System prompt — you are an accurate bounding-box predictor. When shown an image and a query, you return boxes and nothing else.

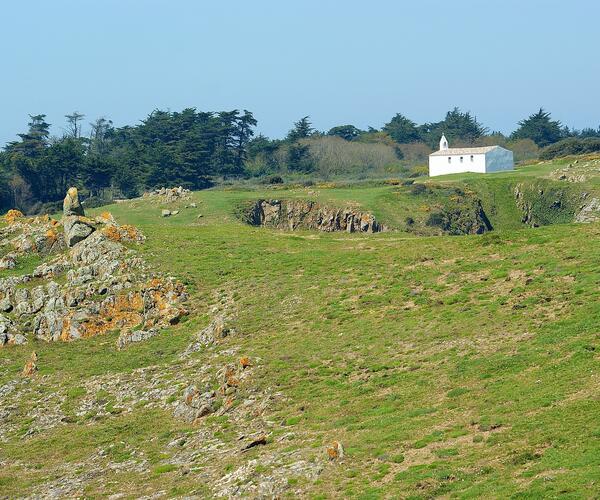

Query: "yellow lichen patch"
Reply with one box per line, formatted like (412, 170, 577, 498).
(121, 224, 143, 241)
(102, 224, 123, 242)
(100, 211, 113, 221)
(60, 293, 145, 341)
(101, 223, 144, 243)
(45, 228, 58, 243)
(5, 209, 24, 224)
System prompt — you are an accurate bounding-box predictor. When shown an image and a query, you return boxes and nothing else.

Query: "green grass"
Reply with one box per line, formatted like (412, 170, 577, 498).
(1, 157, 600, 497)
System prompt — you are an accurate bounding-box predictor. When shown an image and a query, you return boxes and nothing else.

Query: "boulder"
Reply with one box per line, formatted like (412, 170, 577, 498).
(0, 297, 12, 313)
(63, 187, 85, 217)
(63, 216, 95, 247)
(575, 197, 600, 223)
(173, 385, 215, 422)
(0, 254, 16, 270)
(161, 210, 171, 217)
(117, 328, 158, 349)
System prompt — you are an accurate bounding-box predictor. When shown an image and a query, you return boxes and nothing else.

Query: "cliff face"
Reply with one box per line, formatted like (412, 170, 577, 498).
(425, 198, 493, 235)
(244, 199, 385, 233)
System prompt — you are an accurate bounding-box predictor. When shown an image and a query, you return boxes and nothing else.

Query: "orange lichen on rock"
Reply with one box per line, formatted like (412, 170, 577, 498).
(327, 441, 344, 461)
(101, 222, 144, 243)
(102, 224, 122, 242)
(72, 293, 144, 340)
(5, 209, 24, 225)
(240, 356, 252, 368)
(45, 228, 58, 242)
(121, 224, 143, 241)
(22, 351, 38, 377)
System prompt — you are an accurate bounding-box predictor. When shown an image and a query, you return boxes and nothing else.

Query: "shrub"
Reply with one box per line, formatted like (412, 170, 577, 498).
(268, 175, 284, 184)
(540, 137, 600, 160)
(302, 136, 404, 178)
(410, 183, 428, 196)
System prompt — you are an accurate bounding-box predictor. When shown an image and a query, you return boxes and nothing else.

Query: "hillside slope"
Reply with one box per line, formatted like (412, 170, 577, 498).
(1, 159, 600, 498)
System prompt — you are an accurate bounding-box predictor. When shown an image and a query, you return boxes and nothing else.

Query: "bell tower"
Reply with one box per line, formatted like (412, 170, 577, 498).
(439, 134, 449, 151)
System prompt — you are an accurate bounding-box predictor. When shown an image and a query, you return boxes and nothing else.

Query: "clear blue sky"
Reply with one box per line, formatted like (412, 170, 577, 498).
(1, 0, 599, 145)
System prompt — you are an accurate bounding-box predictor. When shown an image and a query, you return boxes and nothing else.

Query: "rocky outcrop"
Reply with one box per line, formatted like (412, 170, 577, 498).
(243, 199, 385, 233)
(425, 198, 492, 235)
(0, 189, 188, 348)
(575, 197, 600, 223)
(144, 186, 191, 203)
(514, 182, 582, 227)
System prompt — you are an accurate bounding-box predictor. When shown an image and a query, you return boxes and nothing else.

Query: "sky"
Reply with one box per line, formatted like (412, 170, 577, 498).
(1, 0, 599, 145)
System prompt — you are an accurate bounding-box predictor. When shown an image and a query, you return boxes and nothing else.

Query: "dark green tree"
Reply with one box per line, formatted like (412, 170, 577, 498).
(510, 108, 563, 147)
(65, 111, 85, 138)
(286, 116, 314, 142)
(383, 113, 420, 143)
(327, 125, 362, 141)
(418, 108, 487, 148)
(5, 114, 51, 158)
(287, 143, 313, 173)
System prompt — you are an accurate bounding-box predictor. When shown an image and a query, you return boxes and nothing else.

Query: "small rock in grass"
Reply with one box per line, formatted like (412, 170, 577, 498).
(161, 210, 171, 217)
(327, 441, 344, 461)
(22, 351, 38, 377)
(13, 334, 27, 345)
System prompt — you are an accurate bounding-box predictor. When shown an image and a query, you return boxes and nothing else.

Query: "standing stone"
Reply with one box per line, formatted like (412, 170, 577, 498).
(62, 187, 94, 247)
(63, 187, 85, 217)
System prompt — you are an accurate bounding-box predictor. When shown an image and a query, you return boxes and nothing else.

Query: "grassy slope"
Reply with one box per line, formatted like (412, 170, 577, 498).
(1, 160, 600, 497)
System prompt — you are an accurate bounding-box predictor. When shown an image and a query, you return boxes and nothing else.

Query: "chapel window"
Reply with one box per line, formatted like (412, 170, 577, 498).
(448, 157, 451, 163)
(470, 155, 474, 162)
(460, 156, 464, 163)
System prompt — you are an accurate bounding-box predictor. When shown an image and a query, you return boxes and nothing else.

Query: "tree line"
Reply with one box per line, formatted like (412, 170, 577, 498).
(1, 107, 598, 212)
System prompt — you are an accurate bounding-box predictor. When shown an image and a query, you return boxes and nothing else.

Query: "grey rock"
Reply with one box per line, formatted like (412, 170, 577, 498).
(0, 254, 16, 270)
(63, 216, 95, 247)
(0, 297, 13, 312)
(116, 328, 159, 349)
(575, 197, 600, 223)
(12, 334, 27, 345)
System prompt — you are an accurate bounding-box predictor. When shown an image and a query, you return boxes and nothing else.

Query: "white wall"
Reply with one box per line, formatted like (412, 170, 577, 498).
(484, 148, 514, 172)
(429, 153, 486, 176)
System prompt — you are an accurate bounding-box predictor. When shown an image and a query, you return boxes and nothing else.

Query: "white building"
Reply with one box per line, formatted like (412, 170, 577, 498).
(428, 134, 514, 177)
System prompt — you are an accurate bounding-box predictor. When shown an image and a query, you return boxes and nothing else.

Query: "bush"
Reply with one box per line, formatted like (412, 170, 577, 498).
(410, 183, 428, 196)
(302, 136, 404, 178)
(267, 175, 284, 184)
(540, 137, 600, 160)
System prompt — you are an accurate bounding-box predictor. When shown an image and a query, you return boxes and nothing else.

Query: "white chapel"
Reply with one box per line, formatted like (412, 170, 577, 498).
(428, 135, 514, 177)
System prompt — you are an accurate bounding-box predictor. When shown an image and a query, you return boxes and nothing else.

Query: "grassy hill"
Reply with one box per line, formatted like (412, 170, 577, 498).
(1, 157, 599, 497)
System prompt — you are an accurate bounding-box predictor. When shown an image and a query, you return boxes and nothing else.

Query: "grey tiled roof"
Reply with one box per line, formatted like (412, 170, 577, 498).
(430, 146, 499, 156)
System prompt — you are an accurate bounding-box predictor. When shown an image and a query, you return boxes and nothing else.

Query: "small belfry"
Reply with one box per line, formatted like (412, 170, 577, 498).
(440, 134, 449, 150)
